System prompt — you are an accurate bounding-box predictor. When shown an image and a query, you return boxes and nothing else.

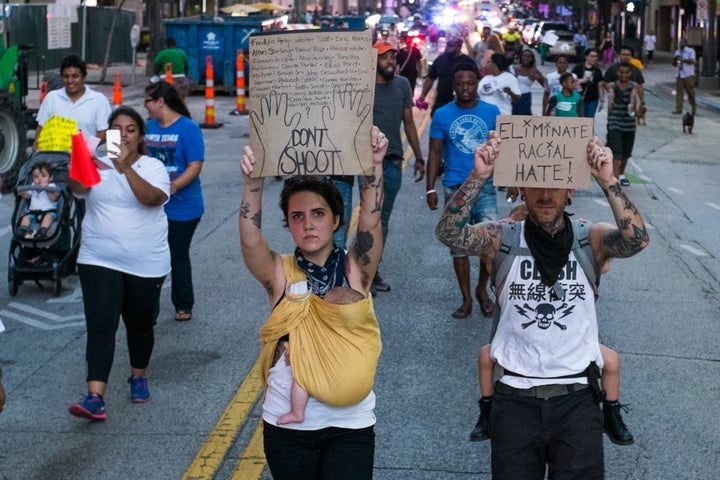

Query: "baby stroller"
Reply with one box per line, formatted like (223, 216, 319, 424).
(8, 151, 82, 297)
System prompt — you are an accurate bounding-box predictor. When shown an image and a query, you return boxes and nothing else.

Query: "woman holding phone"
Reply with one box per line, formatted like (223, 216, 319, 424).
(68, 106, 170, 421)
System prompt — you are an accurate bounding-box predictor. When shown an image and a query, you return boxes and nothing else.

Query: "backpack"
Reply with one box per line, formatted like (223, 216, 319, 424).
(491, 220, 600, 303)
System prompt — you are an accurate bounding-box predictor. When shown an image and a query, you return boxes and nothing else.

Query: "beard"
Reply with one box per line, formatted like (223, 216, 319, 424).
(378, 66, 395, 81)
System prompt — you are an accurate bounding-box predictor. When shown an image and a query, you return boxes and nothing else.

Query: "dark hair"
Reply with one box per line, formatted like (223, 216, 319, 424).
(520, 48, 536, 68)
(32, 161, 53, 176)
(166, 37, 177, 48)
(144, 81, 192, 119)
(559, 72, 574, 84)
(490, 53, 509, 71)
(452, 60, 480, 79)
(555, 53, 569, 62)
(620, 45, 634, 56)
(617, 61, 633, 71)
(108, 106, 147, 154)
(280, 177, 344, 232)
(60, 55, 87, 77)
(585, 47, 599, 57)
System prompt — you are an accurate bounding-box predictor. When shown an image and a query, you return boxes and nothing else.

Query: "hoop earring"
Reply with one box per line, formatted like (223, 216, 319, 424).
(566, 198, 572, 206)
(521, 195, 526, 201)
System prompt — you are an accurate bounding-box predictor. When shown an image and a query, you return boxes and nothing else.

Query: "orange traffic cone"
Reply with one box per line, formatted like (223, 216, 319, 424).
(200, 56, 223, 129)
(112, 73, 122, 106)
(230, 50, 248, 116)
(165, 63, 173, 84)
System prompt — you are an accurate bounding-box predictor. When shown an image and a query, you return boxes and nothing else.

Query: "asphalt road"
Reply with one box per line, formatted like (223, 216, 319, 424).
(0, 55, 719, 479)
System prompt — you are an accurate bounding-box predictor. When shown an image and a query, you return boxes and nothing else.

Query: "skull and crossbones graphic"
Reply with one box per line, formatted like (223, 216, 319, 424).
(514, 302, 575, 330)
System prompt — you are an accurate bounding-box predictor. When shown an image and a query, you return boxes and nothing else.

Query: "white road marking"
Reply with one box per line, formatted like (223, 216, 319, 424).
(8, 302, 85, 322)
(680, 244, 708, 257)
(705, 202, 720, 211)
(668, 187, 684, 194)
(0, 309, 85, 330)
(593, 199, 609, 207)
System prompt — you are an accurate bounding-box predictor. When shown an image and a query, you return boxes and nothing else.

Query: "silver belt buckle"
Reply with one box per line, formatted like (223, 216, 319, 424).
(535, 384, 560, 399)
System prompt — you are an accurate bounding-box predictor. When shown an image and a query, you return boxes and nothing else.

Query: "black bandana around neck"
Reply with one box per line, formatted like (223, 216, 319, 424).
(524, 213, 574, 287)
(295, 246, 346, 298)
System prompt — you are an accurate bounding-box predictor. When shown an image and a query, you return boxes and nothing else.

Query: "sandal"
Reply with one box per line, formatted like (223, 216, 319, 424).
(175, 310, 192, 322)
(475, 288, 494, 317)
(452, 304, 472, 319)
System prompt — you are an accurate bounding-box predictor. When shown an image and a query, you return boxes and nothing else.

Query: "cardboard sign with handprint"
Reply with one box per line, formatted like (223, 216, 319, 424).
(248, 29, 376, 177)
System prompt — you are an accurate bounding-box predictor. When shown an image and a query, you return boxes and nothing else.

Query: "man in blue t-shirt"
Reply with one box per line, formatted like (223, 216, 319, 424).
(426, 62, 500, 319)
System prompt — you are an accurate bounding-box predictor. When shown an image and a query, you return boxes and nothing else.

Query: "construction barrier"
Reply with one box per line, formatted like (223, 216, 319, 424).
(200, 55, 223, 129)
(112, 73, 122, 106)
(229, 50, 248, 116)
(39, 81, 48, 104)
(165, 63, 174, 84)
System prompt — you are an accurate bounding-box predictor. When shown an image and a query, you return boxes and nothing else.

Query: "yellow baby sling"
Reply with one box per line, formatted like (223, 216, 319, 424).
(259, 254, 382, 408)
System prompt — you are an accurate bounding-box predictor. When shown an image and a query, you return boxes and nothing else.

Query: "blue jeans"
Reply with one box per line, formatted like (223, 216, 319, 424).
(263, 421, 375, 480)
(443, 180, 498, 257)
(168, 217, 201, 312)
(332, 179, 353, 249)
(583, 101, 598, 119)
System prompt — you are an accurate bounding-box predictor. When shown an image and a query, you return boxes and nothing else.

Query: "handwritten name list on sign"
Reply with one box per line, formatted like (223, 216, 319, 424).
(249, 29, 375, 178)
(494, 115, 594, 190)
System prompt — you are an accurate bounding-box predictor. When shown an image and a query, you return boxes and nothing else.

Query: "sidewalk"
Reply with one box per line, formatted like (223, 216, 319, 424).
(641, 50, 720, 112)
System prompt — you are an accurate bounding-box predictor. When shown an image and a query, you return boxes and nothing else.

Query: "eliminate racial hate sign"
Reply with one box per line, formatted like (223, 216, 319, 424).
(248, 29, 376, 178)
(494, 115, 594, 190)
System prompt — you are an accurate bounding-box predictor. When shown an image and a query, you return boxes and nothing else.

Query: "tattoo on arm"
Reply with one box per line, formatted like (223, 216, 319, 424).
(602, 224, 648, 257)
(353, 230, 374, 266)
(251, 210, 262, 229)
(240, 201, 251, 219)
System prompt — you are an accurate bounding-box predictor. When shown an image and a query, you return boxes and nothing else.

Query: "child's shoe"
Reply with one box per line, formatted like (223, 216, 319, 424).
(35, 227, 49, 239)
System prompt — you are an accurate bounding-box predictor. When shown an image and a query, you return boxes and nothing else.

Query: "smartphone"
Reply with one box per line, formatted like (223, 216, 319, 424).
(106, 129, 121, 159)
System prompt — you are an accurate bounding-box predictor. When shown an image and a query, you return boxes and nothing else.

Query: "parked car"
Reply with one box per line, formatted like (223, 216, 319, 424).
(546, 30, 577, 61)
(532, 21, 570, 47)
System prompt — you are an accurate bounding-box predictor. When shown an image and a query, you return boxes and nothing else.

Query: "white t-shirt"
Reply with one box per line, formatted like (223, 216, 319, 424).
(545, 70, 579, 97)
(75, 155, 171, 277)
(644, 34, 656, 51)
(262, 352, 376, 431)
(36, 86, 112, 141)
(490, 222, 603, 389)
(28, 183, 58, 211)
(477, 72, 521, 116)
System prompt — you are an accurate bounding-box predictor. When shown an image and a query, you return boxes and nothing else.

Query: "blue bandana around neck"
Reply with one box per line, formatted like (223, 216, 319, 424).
(294, 246, 346, 298)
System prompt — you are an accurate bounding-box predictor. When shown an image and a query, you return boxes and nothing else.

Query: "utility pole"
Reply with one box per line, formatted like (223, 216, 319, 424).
(699, 0, 717, 87)
(146, 0, 164, 76)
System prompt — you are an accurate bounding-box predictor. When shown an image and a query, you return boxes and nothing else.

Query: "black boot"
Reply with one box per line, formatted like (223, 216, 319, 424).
(469, 397, 492, 442)
(603, 400, 634, 445)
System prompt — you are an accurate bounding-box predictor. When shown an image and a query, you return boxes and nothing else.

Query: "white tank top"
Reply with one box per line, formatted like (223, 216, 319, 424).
(490, 223, 603, 389)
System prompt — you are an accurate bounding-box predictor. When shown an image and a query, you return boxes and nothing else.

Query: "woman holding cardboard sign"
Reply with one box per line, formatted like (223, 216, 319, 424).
(239, 127, 388, 479)
(68, 107, 170, 421)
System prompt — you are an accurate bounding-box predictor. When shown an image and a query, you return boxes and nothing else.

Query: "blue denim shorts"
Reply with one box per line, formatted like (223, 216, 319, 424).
(443, 180, 498, 257)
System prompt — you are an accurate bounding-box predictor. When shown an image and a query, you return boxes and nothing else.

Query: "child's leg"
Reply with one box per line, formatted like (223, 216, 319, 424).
(19, 214, 30, 228)
(600, 344, 634, 445)
(470, 344, 494, 441)
(478, 344, 495, 397)
(600, 344, 620, 401)
(40, 215, 54, 231)
(276, 379, 309, 425)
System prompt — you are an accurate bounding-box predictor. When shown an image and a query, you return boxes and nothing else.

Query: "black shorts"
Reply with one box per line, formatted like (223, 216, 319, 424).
(646, 50, 654, 60)
(607, 129, 636, 160)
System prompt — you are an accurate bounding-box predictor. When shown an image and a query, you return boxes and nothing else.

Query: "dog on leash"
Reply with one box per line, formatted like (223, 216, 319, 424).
(682, 112, 694, 134)
(636, 103, 647, 126)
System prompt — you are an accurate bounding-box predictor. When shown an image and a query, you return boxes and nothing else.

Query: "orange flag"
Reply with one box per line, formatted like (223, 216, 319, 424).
(70, 132, 101, 187)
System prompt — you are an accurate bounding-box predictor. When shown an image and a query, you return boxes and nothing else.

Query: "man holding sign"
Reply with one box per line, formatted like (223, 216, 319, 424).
(436, 132, 649, 478)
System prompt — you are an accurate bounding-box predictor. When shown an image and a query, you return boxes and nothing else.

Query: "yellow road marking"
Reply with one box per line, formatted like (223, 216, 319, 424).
(230, 420, 266, 479)
(182, 360, 264, 480)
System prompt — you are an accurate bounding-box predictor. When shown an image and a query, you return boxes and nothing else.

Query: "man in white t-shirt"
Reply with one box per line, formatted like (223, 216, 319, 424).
(672, 38, 696, 115)
(643, 29, 657, 67)
(542, 54, 578, 116)
(436, 134, 649, 478)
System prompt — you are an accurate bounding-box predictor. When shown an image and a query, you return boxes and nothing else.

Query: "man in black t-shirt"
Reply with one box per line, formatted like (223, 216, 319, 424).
(571, 48, 604, 118)
(418, 36, 475, 115)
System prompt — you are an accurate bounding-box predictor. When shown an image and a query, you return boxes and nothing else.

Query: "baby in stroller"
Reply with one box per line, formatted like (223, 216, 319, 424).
(15, 161, 59, 240)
